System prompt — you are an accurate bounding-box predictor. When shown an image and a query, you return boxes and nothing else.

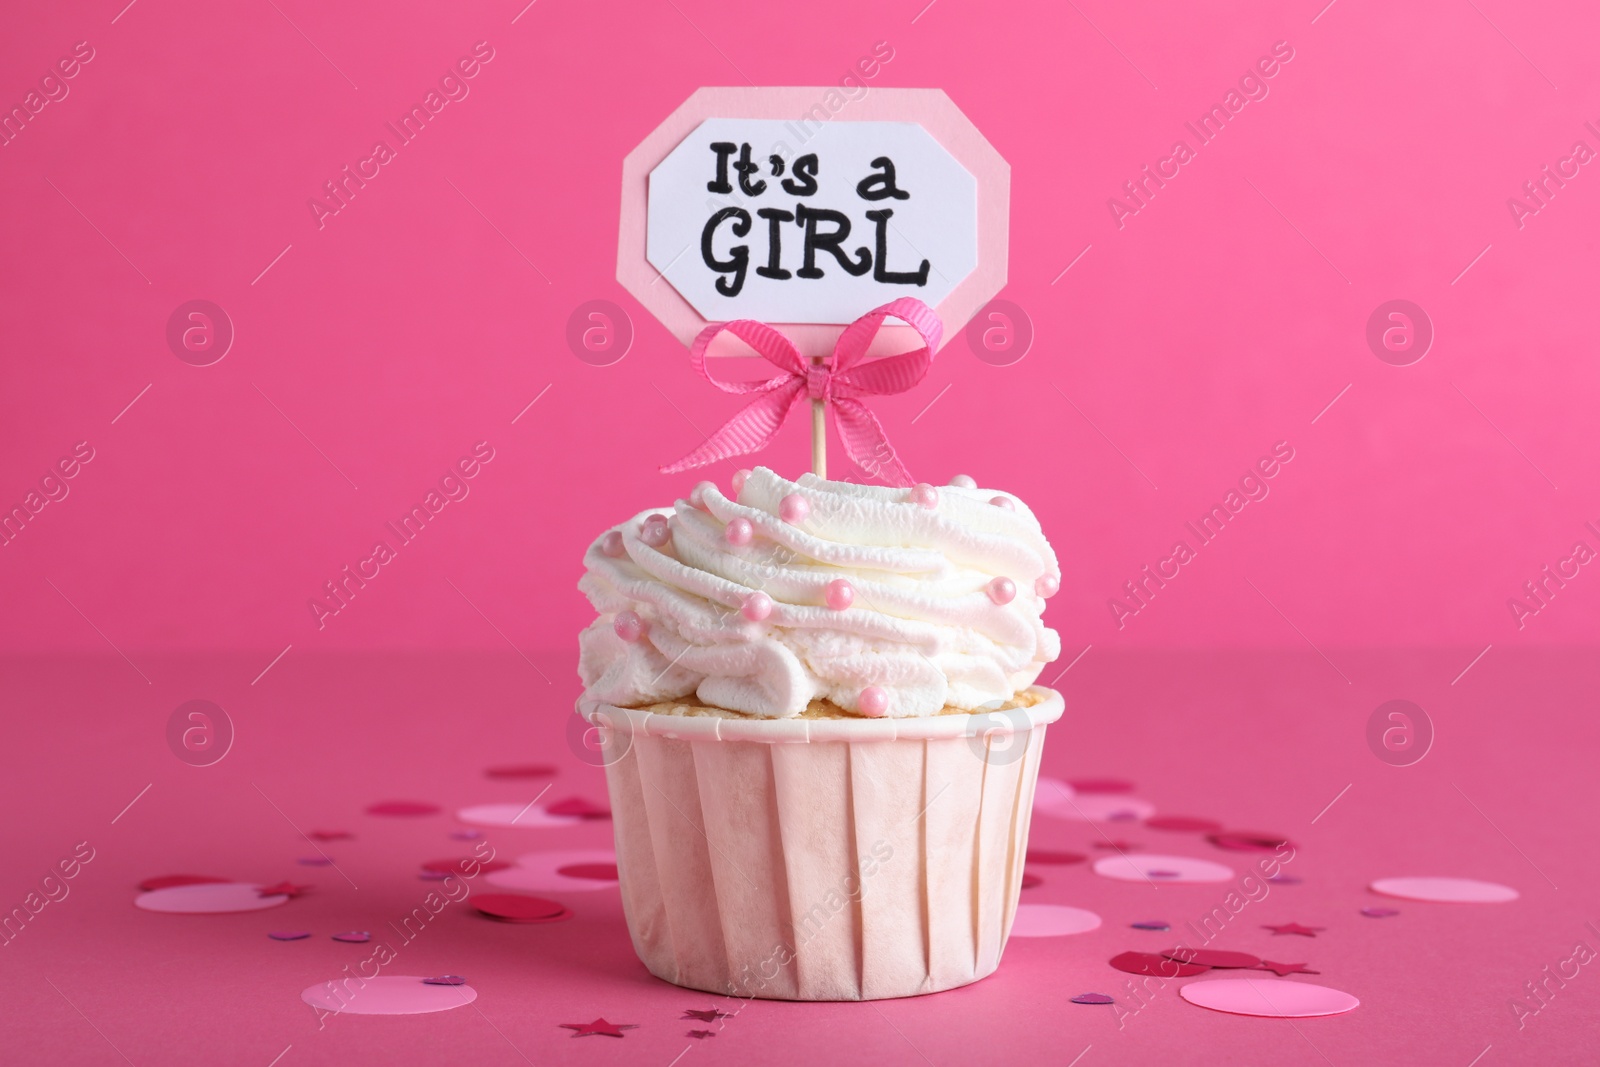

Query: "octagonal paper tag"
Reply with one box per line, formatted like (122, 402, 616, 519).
(619, 88, 1009, 358)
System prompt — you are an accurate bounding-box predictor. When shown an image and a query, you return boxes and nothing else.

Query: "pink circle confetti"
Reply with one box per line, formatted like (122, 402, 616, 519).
(779, 493, 810, 523)
(134, 883, 289, 914)
(1369, 877, 1518, 903)
(367, 800, 440, 817)
(1093, 854, 1235, 884)
(1033, 779, 1155, 823)
(1180, 978, 1360, 1018)
(489, 850, 620, 893)
(1009, 904, 1102, 937)
(301, 975, 477, 1016)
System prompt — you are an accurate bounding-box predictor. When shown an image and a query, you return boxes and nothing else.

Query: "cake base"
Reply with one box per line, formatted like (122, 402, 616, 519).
(578, 687, 1064, 1001)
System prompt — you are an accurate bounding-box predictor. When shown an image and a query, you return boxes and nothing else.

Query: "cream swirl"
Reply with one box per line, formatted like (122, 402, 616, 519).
(577, 468, 1061, 718)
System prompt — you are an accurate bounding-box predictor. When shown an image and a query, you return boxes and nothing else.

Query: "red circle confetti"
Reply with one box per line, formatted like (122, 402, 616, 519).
(138, 874, 228, 892)
(556, 863, 619, 882)
(485, 764, 559, 779)
(1207, 831, 1293, 852)
(545, 797, 611, 819)
(1021, 872, 1043, 889)
(1071, 993, 1114, 1005)
(367, 800, 441, 817)
(1145, 816, 1222, 833)
(421, 858, 513, 876)
(472, 894, 570, 922)
(268, 930, 311, 941)
(332, 931, 371, 943)
(1068, 779, 1134, 794)
(1164, 948, 1261, 969)
(1025, 850, 1087, 865)
(1109, 951, 1208, 978)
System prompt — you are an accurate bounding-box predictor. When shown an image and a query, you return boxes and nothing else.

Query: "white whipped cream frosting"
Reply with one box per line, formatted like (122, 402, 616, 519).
(577, 468, 1061, 719)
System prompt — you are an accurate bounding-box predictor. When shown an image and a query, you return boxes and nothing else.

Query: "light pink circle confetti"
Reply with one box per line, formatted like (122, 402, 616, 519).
(455, 802, 583, 829)
(1009, 904, 1102, 937)
(134, 883, 289, 914)
(1093, 854, 1234, 884)
(1033, 778, 1156, 823)
(300, 975, 477, 1016)
(488, 850, 620, 893)
(1369, 877, 1518, 903)
(1180, 978, 1360, 1018)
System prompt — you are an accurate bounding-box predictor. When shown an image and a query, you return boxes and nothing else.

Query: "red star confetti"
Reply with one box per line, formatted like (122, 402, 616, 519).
(1163, 948, 1260, 969)
(688, 1029, 717, 1039)
(1257, 960, 1320, 976)
(547, 797, 611, 819)
(1264, 923, 1324, 937)
(1145, 816, 1222, 833)
(138, 874, 227, 891)
(561, 1018, 636, 1038)
(257, 882, 310, 899)
(682, 1008, 731, 1022)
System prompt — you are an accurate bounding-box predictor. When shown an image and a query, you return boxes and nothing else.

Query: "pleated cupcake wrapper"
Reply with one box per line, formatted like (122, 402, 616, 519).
(578, 688, 1064, 1001)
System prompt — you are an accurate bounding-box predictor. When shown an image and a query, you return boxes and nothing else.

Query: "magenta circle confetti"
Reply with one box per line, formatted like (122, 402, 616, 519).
(471, 894, 569, 922)
(1109, 951, 1208, 978)
(1369, 877, 1518, 903)
(1068, 778, 1134, 794)
(138, 874, 228, 892)
(1164, 948, 1261, 969)
(489, 850, 620, 893)
(485, 763, 558, 779)
(1009, 904, 1102, 937)
(1021, 872, 1043, 889)
(1145, 816, 1223, 833)
(269, 930, 311, 941)
(1180, 978, 1360, 1018)
(1093, 854, 1234, 884)
(1071, 993, 1114, 1005)
(332, 931, 371, 943)
(367, 800, 441, 817)
(134, 883, 290, 914)
(1025, 849, 1087, 865)
(1208, 831, 1293, 853)
(423, 975, 468, 986)
(1361, 907, 1400, 918)
(301, 975, 477, 1015)
(1131, 921, 1170, 931)
(557, 862, 620, 882)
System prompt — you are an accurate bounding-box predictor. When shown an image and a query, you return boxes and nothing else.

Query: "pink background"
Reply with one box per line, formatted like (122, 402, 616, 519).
(4, 0, 1599, 1063)
(4, 0, 1599, 658)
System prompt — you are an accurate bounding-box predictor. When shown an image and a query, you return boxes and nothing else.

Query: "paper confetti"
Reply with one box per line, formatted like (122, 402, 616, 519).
(1131, 921, 1170, 931)
(1208, 831, 1293, 853)
(268, 931, 311, 941)
(1179, 978, 1358, 1018)
(1256, 960, 1319, 976)
(1163, 948, 1260, 969)
(1071, 993, 1115, 1005)
(138, 874, 227, 892)
(1361, 907, 1399, 918)
(1025, 849, 1087, 865)
(1109, 951, 1208, 978)
(682, 1008, 731, 1021)
(1262, 923, 1323, 937)
(423, 975, 468, 985)
(1145, 816, 1222, 833)
(545, 797, 611, 819)
(486, 764, 559, 779)
(366, 800, 441, 817)
(472, 894, 570, 922)
(331, 931, 371, 943)
(1068, 779, 1134, 793)
(1369, 876, 1518, 903)
(561, 1018, 636, 1038)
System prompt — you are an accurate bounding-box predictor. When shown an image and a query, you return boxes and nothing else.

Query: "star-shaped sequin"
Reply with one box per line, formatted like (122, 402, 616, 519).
(688, 1029, 717, 1039)
(1256, 960, 1320, 976)
(1263, 922, 1324, 937)
(682, 1008, 730, 1022)
(256, 881, 310, 898)
(561, 1018, 637, 1038)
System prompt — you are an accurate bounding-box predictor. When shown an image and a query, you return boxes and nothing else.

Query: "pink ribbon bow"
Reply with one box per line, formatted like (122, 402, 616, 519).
(661, 297, 943, 487)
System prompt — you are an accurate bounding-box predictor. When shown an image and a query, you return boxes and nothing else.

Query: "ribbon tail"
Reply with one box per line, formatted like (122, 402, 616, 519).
(831, 398, 914, 487)
(660, 381, 807, 474)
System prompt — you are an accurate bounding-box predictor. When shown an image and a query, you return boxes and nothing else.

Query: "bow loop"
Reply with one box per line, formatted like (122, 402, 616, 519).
(661, 298, 942, 487)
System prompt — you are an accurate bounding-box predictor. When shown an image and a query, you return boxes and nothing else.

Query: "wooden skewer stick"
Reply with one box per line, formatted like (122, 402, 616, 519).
(810, 356, 826, 479)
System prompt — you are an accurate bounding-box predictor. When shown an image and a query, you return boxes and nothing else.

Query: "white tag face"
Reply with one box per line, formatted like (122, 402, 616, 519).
(647, 119, 978, 324)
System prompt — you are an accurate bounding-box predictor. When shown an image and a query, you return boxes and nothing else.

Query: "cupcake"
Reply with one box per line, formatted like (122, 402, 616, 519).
(576, 467, 1064, 1000)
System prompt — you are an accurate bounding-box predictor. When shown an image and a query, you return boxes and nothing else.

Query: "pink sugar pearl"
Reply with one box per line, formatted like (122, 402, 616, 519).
(725, 517, 754, 546)
(987, 577, 1017, 605)
(779, 493, 810, 523)
(613, 611, 647, 642)
(990, 495, 1016, 510)
(639, 517, 671, 548)
(732, 469, 752, 496)
(949, 474, 977, 488)
(909, 483, 939, 509)
(600, 531, 625, 557)
(1035, 573, 1060, 598)
(825, 579, 855, 611)
(689, 481, 716, 510)
(858, 687, 889, 717)
(741, 591, 773, 622)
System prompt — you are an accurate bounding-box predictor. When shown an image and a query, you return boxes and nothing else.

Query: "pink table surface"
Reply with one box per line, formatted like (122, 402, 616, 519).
(3, 648, 1594, 1065)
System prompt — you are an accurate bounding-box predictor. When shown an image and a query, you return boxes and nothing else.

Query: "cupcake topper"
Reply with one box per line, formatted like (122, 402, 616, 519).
(618, 88, 1010, 482)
